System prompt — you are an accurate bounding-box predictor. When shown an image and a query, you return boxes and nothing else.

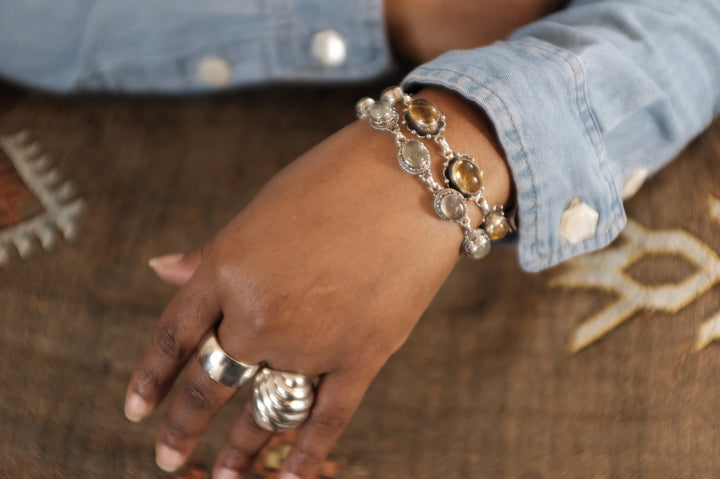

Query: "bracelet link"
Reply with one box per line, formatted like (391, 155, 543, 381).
(357, 86, 512, 259)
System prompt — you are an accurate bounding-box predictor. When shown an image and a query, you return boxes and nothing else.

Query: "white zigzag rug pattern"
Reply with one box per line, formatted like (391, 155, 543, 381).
(551, 196, 720, 353)
(0, 131, 83, 265)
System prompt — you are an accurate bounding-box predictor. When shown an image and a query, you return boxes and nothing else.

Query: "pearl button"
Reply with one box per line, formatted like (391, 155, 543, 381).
(311, 29, 347, 67)
(197, 56, 233, 87)
(622, 168, 648, 200)
(560, 200, 599, 244)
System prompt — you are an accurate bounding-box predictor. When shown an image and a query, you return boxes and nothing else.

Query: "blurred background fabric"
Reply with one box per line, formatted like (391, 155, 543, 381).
(1, 80, 719, 478)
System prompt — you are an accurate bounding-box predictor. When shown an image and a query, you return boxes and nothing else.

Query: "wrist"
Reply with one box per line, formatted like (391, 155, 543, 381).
(345, 86, 514, 262)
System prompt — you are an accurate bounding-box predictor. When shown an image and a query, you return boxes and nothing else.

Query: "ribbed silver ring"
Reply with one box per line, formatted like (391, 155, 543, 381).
(197, 332, 259, 388)
(251, 367, 315, 431)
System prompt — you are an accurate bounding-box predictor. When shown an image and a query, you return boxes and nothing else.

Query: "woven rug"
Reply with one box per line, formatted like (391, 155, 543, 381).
(1, 79, 719, 478)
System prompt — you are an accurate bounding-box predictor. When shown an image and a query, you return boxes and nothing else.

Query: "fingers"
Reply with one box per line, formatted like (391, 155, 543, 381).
(124, 275, 221, 422)
(212, 398, 275, 478)
(212, 372, 368, 479)
(155, 360, 242, 472)
(149, 246, 206, 286)
(278, 371, 370, 479)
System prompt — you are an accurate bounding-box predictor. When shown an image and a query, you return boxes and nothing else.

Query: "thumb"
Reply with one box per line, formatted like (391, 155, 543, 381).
(148, 249, 203, 286)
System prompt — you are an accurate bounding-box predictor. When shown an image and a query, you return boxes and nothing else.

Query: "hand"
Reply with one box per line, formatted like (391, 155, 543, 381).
(124, 88, 511, 479)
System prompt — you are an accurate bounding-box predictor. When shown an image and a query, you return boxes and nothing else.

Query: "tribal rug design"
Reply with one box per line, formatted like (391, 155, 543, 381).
(551, 196, 720, 353)
(0, 131, 83, 265)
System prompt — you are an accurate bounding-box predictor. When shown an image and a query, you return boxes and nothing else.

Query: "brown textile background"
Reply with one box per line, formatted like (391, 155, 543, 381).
(0, 80, 719, 478)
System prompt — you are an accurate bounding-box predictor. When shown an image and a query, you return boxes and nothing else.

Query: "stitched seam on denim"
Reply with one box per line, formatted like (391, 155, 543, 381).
(77, 34, 276, 88)
(525, 41, 609, 184)
(407, 66, 541, 258)
(78, 3, 387, 86)
(79, 9, 276, 81)
(521, 40, 622, 244)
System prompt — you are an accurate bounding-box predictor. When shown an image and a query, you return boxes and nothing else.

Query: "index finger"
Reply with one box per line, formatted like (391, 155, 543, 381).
(124, 273, 222, 422)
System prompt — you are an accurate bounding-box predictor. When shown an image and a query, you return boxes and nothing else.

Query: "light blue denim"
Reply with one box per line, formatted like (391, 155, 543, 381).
(1, 0, 718, 271)
(0, 0, 391, 90)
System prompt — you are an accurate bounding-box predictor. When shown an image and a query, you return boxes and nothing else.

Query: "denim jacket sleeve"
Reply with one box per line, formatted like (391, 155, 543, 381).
(403, 0, 720, 271)
(0, 0, 391, 92)
(1, 1, 718, 272)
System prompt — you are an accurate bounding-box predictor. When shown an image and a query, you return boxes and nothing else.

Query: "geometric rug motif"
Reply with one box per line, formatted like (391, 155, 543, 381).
(0, 130, 83, 266)
(551, 196, 720, 353)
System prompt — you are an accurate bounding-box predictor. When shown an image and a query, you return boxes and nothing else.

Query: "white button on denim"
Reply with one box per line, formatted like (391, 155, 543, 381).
(311, 29, 347, 67)
(560, 200, 599, 244)
(622, 168, 649, 200)
(197, 56, 233, 87)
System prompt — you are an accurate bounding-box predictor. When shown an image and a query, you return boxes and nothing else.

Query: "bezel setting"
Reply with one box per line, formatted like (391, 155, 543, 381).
(367, 100, 398, 130)
(444, 154, 485, 197)
(433, 188, 467, 221)
(398, 140, 431, 175)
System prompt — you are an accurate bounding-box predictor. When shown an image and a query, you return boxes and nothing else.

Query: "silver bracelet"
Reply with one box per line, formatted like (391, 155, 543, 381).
(356, 86, 510, 260)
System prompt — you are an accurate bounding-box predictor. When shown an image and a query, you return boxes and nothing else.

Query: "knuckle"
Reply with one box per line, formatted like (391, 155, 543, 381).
(154, 323, 186, 361)
(163, 422, 196, 448)
(224, 443, 256, 460)
(247, 303, 274, 334)
(220, 443, 256, 469)
(311, 410, 349, 434)
(227, 292, 277, 337)
(289, 445, 325, 469)
(181, 380, 214, 412)
(247, 289, 293, 333)
(135, 368, 162, 399)
(214, 259, 241, 289)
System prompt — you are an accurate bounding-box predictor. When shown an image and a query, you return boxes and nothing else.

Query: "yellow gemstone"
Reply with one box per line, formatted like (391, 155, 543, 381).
(486, 212, 509, 240)
(408, 99, 440, 132)
(449, 156, 483, 195)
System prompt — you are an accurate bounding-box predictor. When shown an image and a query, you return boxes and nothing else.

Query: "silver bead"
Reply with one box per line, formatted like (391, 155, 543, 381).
(399, 140, 431, 175)
(368, 100, 393, 121)
(355, 97, 375, 118)
(381, 86, 404, 105)
(433, 189, 467, 221)
(367, 100, 398, 130)
(484, 209, 509, 241)
(462, 229, 491, 259)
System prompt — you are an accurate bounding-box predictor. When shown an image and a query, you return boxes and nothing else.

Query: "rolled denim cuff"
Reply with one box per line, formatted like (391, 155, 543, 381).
(403, 39, 626, 272)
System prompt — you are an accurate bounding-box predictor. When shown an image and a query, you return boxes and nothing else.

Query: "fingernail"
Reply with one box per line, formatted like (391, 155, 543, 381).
(148, 253, 184, 269)
(124, 393, 151, 422)
(279, 473, 301, 479)
(155, 444, 185, 472)
(214, 468, 242, 479)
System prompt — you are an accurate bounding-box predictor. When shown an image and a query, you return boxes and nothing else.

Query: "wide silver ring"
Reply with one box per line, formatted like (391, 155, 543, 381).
(251, 367, 315, 431)
(197, 331, 259, 388)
